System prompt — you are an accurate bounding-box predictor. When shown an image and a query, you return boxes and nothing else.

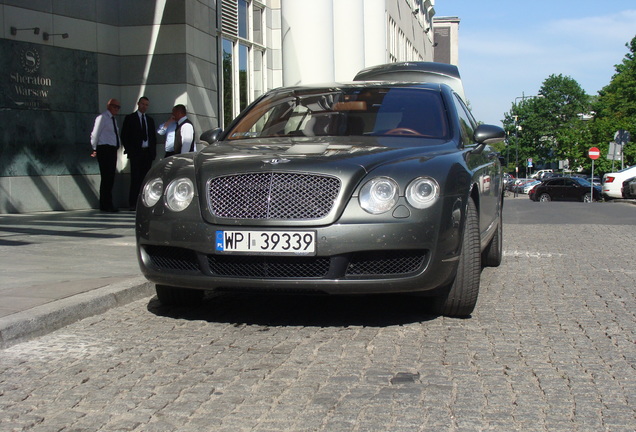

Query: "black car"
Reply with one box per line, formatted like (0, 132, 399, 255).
(529, 176, 601, 202)
(622, 176, 636, 198)
(135, 62, 505, 317)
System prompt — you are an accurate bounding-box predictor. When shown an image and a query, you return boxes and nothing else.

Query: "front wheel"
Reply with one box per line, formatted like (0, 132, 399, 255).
(155, 284, 205, 306)
(482, 203, 503, 267)
(431, 198, 481, 317)
(582, 192, 594, 203)
(539, 193, 552, 202)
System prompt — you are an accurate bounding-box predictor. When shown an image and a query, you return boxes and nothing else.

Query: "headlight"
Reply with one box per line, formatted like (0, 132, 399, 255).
(406, 177, 439, 209)
(165, 178, 195, 212)
(141, 178, 163, 207)
(359, 177, 399, 214)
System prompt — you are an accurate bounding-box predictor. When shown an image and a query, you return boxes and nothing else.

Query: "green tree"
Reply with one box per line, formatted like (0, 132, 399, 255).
(502, 75, 590, 176)
(589, 35, 636, 173)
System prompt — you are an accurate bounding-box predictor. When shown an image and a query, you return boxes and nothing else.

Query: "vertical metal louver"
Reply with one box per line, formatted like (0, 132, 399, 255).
(221, 0, 238, 36)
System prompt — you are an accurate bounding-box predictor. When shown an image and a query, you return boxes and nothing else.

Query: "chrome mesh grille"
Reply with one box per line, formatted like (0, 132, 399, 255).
(145, 245, 200, 272)
(208, 173, 341, 220)
(208, 255, 330, 278)
(346, 251, 426, 276)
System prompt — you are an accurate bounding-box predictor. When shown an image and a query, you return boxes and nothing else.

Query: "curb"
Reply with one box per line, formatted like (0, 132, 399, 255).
(0, 277, 154, 349)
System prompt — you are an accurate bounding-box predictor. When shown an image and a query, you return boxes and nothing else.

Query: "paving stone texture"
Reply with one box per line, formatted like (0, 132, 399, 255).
(1, 217, 635, 431)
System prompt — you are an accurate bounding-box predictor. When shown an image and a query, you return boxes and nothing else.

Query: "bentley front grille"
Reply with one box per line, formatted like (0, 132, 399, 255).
(208, 172, 341, 220)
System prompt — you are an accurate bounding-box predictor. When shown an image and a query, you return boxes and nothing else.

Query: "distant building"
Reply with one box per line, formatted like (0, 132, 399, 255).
(433, 16, 460, 66)
(1, 0, 437, 213)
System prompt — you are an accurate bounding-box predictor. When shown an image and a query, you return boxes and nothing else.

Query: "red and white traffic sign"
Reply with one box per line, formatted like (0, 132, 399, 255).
(588, 147, 600, 160)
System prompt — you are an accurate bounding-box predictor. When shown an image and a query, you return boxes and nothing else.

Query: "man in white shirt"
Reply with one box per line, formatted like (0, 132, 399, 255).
(157, 115, 177, 157)
(90, 98, 121, 212)
(172, 104, 195, 154)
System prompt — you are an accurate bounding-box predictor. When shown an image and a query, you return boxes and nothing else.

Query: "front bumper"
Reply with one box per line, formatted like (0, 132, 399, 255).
(136, 196, 464, 295)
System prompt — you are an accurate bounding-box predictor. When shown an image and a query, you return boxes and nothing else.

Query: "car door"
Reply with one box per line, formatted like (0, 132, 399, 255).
(546, 178, 565, 200)
(562, 178, 580, 201)
(453, 93, 500, 234)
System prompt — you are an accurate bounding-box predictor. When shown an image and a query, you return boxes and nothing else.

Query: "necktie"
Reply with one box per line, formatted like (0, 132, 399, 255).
(141, 114, 148, 141)
(112, 116, 120, 148)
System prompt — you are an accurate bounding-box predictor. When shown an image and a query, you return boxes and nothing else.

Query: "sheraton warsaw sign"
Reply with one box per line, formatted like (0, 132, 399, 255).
(10, 46, 52, 107)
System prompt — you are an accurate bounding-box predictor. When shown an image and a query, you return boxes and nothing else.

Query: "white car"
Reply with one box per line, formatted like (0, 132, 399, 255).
(531, 169, 553, 179)
(523, 180, 541, 194)
(602, 166, 636, 199)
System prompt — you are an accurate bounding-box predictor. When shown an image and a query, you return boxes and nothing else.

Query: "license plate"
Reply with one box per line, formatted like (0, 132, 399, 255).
(215, 230, 316, 254)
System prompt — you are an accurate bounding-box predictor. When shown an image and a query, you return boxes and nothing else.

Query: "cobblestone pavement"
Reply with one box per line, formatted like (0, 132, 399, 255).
(1, 215, 635, 430)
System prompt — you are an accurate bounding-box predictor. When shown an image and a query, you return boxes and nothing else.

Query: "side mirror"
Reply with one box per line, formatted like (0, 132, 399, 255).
(474, 124, 506, 145)
(471, 124, 506, 155)
(200, 128, 223, 145)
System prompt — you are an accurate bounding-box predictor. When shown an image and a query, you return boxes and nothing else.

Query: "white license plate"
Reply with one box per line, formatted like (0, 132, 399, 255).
(215, 230, 316, 254)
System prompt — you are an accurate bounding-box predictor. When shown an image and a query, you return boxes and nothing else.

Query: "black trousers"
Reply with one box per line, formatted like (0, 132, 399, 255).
(96, 145, 118, 210)
(129, 149, 153, 208)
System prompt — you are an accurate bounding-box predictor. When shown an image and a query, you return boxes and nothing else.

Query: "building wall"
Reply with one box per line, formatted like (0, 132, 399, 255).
(1, 0, 437, 213)
(281, 0, 435, 86)
(433, 16, 460, 66)
(1, 0, 219, 213)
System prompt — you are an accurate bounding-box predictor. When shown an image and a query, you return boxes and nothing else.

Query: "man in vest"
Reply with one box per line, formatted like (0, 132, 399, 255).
(172, 104, 195, 154)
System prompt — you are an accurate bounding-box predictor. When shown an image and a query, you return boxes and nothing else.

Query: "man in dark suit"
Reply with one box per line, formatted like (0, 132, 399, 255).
(121, 96, 157, 210)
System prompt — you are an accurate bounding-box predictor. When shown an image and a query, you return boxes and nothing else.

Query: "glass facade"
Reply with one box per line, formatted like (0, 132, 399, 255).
(220, 0, 266, 128)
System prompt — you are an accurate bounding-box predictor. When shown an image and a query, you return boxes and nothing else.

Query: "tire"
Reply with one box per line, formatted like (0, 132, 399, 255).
(482, 203, 503, 267)
(582, 192, 594, 203)
(539, 193, 551, 202)
(431, 199, 481, 317)
(155, 284, 204, 306)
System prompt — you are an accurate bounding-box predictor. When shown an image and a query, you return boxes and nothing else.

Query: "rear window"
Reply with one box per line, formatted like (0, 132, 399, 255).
(226, 87, 449, 140)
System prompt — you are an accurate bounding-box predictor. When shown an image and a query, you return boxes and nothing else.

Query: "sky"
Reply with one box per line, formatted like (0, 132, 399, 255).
(433, 1, 636, 125)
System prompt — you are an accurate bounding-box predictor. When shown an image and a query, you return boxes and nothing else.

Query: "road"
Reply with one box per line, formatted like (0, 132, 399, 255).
(1, 198, 634, 431)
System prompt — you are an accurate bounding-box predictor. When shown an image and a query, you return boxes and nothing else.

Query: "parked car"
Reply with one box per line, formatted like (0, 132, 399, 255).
(508, 178, 535, 194)
(135, 62, 506, 317)
(602, 165, 636, 199)
(621, 176, 636, 199)
(529, 177, 601, 202)
(523, 180, 541, 194)
(541, 172, 564, 180)
(531, 169, 553, 179)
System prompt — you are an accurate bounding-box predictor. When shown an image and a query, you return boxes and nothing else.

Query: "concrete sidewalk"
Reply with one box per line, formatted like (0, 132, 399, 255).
(0, 210, 154, 348)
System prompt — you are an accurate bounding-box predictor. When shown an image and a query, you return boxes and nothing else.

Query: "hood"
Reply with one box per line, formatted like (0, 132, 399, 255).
(194, 136, 457, 226)
(194, 136, 452, 180)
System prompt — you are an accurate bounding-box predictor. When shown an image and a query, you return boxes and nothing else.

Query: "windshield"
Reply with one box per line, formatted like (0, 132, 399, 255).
(226, 87, 449, 140)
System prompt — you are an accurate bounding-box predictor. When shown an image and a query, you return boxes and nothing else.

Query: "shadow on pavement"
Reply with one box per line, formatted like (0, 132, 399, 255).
(147, 292, 440, 328)
(0, 211, 136, 245)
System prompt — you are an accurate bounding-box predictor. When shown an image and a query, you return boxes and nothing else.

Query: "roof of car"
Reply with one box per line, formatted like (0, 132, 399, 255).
(264, 81, 450, 95)
(353, 61, 466, 102)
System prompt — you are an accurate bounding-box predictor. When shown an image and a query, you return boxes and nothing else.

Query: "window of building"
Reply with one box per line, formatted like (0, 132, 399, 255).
(220, 0, 267, 128)
(387, 15, 424, 63)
